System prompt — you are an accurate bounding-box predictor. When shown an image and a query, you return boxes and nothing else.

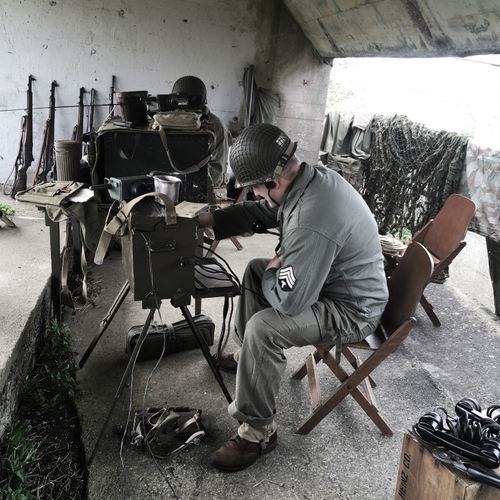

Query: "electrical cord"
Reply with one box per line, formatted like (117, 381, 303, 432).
(197, 245, 264, 299)
(198, 246, 241, 286)
(216, 296, 234, 358)
(141, 233, 178, 498)
(117, 232, 178, 499)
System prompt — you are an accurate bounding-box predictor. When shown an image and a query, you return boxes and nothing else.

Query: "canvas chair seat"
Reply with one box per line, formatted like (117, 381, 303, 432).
(291, 241, 434, 435)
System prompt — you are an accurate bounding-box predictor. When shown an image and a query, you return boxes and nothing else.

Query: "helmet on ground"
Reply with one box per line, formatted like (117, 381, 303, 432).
(229, 124, 297, 187)
(172, 76, 207, 107)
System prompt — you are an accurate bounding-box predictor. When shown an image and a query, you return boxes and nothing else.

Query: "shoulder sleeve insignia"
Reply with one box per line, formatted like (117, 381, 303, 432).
(278, 265, 296, 291)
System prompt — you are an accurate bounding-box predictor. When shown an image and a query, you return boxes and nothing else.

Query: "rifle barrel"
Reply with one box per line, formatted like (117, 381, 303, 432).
(23, 75, 35, 165)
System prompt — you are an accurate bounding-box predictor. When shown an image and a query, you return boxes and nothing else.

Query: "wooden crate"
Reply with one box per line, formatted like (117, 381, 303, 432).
(394, 430, 500, 500)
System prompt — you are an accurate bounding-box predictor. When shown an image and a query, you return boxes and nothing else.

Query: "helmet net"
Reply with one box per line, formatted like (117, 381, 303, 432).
(229, 124, 292, 187)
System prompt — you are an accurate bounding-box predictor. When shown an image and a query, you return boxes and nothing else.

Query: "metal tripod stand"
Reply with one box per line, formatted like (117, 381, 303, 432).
(81, 281, 233, 466)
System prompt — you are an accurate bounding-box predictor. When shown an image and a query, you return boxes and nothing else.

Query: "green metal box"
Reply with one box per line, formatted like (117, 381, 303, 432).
(121, 199, 198, 307)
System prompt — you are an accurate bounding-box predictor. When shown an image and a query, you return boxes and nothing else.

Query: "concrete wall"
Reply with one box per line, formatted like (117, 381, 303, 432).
(0, 0, 331, 184)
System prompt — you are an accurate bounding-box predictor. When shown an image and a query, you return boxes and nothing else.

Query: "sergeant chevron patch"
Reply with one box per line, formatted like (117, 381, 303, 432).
(278, 265, 296, 291)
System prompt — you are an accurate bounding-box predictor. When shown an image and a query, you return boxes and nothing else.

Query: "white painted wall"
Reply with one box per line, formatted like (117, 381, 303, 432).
(0, 0, 330, 184)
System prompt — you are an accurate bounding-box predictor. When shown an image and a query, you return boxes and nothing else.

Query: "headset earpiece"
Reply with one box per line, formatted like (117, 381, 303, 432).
(418, 411, 443, 431)
(264, 180, 276, 190)
(456, 397, 482, 415)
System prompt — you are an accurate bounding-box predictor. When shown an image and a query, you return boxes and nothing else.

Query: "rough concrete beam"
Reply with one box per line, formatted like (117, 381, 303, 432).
(283, 0, 500, 58)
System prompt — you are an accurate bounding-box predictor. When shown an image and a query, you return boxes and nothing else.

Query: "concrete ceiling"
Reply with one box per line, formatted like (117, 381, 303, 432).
(283, 0, 500, 59)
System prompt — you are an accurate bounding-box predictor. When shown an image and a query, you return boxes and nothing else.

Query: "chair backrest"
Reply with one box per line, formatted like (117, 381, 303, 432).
(417, 194, 476, 260)
(381, 242, 434, 335)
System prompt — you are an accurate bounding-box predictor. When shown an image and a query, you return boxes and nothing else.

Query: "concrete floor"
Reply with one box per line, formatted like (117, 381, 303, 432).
(62, 229, 499, 499)
(1, 193, 499, 499)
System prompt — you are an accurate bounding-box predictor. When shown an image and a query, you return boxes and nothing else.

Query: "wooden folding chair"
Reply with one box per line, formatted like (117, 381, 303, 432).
(291, 242, 434, 435)
(411, 194, 476, 327)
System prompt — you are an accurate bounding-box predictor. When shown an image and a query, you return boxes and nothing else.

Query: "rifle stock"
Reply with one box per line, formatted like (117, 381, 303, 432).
(32, 120, 49, 187)
(34, 80, 58, 184)
(12, 75, 35, 196)
(45, 81, 58, 179)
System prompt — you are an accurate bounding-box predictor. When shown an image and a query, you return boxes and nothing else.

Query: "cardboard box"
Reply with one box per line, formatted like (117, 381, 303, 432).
(394, 430, 500, 500)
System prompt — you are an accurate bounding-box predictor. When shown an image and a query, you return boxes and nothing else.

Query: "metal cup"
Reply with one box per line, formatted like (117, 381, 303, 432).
(153, 174, 181, 204)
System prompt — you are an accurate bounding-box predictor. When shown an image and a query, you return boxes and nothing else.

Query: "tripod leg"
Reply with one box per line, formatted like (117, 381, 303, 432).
(87, 307, 155, 466)
(79, 282, 130, 368)
(179, 305, 233, 404)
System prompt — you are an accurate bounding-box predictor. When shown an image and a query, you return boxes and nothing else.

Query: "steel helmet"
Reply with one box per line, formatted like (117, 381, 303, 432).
(229, 124, 297, 187)
(172, 76, 207, 107)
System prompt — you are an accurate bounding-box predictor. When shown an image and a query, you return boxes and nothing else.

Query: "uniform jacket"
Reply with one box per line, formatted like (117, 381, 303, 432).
(206, 111, 231, 188)
(213, 163, 388, 319)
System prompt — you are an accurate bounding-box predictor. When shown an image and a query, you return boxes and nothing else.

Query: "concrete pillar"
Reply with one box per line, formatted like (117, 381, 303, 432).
(250, 0, 331, 164)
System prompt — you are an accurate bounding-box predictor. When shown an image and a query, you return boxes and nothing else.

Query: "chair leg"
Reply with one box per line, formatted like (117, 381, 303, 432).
(420, 294, 441, 327)
(296, 349, 393, 436)
(230, 236, 243, 251)
(305, 354, 321, 411)
(291, 350, 321, 380)
(342, 346, 376, 388)
(205, 239, 219, 258)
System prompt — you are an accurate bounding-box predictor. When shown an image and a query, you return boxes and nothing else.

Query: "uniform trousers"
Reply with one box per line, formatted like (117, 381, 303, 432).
(228, 258, 380, 428)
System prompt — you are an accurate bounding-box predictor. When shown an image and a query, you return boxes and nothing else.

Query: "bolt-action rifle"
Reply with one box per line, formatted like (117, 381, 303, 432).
(10, 75, 35, 197)
(109, 75, 116, 114)
(88, 87, 96, 132)
(72, 86, 86, 143)
(33, 80, 58, 185)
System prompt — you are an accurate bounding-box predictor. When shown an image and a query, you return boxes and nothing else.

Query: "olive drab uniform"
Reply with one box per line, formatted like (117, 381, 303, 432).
(212, 163, 389, 428)
(206, 111, 231, 189)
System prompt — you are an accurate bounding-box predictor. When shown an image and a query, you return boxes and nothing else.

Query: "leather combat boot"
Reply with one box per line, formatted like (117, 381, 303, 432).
(217, 352, 238, 372)
(210, 431, 277, 472)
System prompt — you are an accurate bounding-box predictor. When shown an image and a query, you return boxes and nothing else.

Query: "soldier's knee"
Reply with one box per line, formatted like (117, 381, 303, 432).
(245, 310, 279, 344)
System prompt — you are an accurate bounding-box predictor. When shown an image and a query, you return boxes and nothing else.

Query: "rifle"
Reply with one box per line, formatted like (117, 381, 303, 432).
(83, 88, 96, 155)
(88, 88, 96, 132)
(109, 75, 116, 114)
(72, 86, 86, 143)
(33, 80, 58, 185)
(3, 115, 26, 196)
(11, 75, 35, 197)
(32, 120, 48, 186)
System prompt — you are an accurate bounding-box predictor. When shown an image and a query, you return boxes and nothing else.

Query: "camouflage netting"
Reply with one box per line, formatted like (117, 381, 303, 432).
(359, 115, 468, 237)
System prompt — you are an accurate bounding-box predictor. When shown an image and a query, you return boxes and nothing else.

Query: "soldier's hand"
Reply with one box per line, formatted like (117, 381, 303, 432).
(197, 211, 214, 228)
(266, 253, 282, 271)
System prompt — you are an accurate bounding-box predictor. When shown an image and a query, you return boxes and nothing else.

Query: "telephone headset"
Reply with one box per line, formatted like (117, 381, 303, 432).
(412, 397, 500, 469)
(261, 138, 297, 200)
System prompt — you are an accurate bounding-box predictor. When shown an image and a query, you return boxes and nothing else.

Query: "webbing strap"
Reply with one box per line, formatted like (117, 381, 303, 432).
(322, 329, 343, 366)
(61, 220, 89, 310)
(94, 191, 177, 265)
(274, 140, 298, 177)
(155, 125, 216, 174)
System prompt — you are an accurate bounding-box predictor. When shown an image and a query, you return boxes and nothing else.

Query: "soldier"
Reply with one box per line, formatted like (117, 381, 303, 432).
(171, 76, 231, 191)
(198, 123, 389, 471)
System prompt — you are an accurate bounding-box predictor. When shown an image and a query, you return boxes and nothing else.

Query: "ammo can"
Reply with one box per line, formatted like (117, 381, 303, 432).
(121, 199, 197, 307)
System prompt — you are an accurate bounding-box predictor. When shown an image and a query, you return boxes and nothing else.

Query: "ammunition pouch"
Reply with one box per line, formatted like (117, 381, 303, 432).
(15, 181, 85, 207)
